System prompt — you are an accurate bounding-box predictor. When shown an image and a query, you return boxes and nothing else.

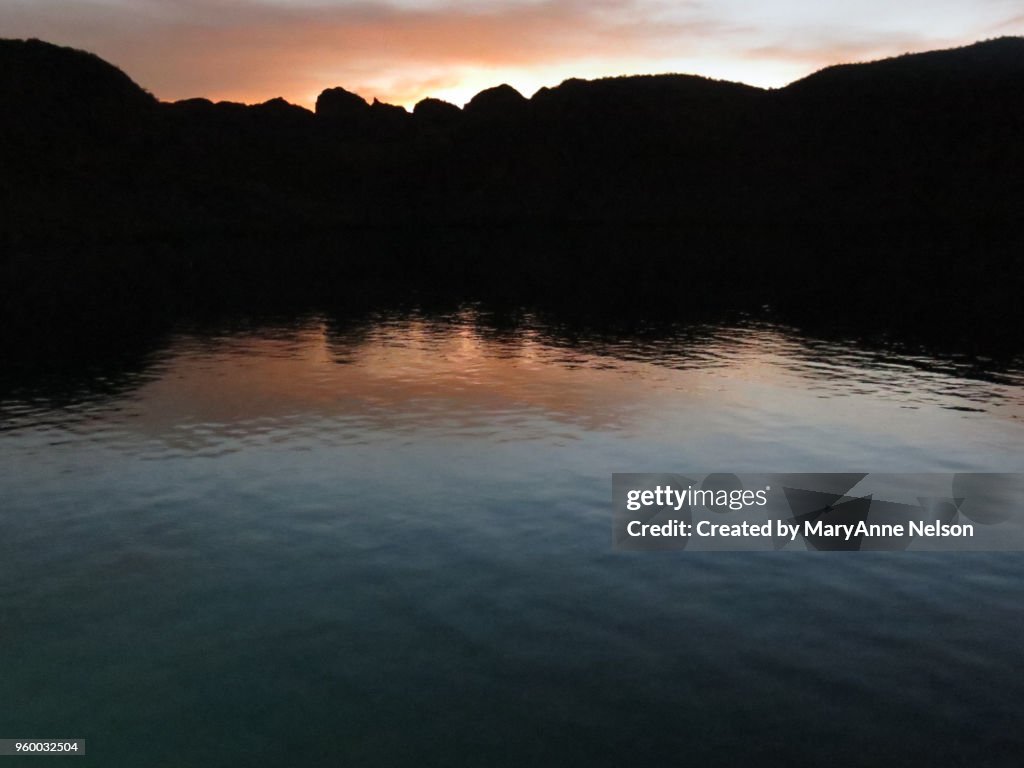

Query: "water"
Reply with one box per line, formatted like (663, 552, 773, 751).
(1, 309, 1022, 767)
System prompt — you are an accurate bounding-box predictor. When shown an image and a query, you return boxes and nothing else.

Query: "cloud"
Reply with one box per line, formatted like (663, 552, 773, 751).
(990, 12, 1024, 33)
(741, 29, 948, 69)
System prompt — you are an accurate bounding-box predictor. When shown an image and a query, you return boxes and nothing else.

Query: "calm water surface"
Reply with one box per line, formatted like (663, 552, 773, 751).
(2, 310, 1022, 766)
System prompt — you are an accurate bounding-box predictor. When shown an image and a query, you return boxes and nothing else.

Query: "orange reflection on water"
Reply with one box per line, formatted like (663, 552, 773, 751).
(120, 314, 1024, 457)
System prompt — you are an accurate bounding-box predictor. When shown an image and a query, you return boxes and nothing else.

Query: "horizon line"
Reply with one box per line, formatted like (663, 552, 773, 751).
(6, 34, 1022, 112)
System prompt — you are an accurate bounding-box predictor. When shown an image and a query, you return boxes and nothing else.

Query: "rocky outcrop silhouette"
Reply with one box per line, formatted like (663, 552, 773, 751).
(464, 83, 528, 119)
(413, 97, 461, 127)
(368, 98, 410, 139)
(314, 86, 410, 140)
(0, 37, 155, 132)
(315, 86, 368, 121)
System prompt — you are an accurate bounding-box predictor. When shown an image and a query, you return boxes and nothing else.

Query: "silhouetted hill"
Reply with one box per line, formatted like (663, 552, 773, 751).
(464, 84, 529, 118)
(0, 40, 161, 247)
(413, 97, 461, 131)
(1, 37, 1022, 340)
(0, 38, 155, 128)
(771, 38, 1024, 228)
(787, 37, 1024, 95)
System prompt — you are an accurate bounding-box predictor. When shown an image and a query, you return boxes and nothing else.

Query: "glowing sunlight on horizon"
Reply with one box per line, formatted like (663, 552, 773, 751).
(2, 0, 1021, 108)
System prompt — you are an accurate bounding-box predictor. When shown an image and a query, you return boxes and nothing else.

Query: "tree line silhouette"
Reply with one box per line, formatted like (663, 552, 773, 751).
(1, 37, 1022, 342)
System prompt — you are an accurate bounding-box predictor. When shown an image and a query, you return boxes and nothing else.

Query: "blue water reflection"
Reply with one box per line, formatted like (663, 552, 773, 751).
(1, 311, 1021, 766)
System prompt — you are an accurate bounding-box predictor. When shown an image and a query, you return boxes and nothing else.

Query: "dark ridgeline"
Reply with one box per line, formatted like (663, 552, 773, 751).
(0, 36, 1022, 346)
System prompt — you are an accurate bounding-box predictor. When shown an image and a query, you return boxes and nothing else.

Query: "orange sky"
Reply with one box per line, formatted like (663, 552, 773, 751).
(2, 1, 1021, 108)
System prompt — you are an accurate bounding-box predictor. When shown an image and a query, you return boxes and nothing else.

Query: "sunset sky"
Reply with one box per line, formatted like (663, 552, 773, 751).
(2, 0, 1021, 108)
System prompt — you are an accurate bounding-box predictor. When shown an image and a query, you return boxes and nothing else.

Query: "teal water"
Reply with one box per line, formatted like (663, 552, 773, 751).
(1, 310, 1022, 766)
